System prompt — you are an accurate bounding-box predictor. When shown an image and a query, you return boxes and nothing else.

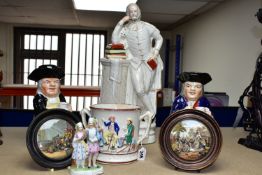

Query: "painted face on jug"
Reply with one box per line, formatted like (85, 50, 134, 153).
(183, 81, 203, 101)
(41, 78, 60, 98)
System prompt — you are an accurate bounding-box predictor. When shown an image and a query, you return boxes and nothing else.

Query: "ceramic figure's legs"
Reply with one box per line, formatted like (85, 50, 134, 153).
(81, 160, 85, 168)
(138, 94, 155, 118)
(88, 154, 92, 168)
(130, 66, 156, 119)
(93, 152, 98, 167)
(76, 160, 81, 168)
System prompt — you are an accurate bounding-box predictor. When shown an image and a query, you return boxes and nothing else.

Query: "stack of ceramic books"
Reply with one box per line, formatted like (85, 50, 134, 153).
(105, 43, 127, 59)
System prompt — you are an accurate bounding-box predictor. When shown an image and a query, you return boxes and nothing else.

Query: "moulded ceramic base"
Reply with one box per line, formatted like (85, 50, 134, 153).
(70, 166, 103, 175)
(139, 121, 156, 144)
(97, 149, 138, 164)
(140, 134, 156, 144)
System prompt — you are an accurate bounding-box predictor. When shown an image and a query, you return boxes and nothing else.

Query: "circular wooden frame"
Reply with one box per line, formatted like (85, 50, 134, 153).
(26, 109, 80, 169)
(159, 109, 222, 171)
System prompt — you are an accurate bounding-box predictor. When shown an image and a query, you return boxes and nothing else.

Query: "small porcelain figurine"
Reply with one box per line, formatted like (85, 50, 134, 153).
(70, 121, 103, 175)
(71, 122, 88, 169)
(28, 64, 72, 115)
(171, 72, 212, 115)
(85, 118, 101, 168)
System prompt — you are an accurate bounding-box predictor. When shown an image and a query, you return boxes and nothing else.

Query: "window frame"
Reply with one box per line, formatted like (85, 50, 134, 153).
(13, 27, 107, 109)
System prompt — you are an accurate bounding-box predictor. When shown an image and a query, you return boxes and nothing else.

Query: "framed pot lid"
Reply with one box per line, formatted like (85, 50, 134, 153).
(159, 109, 222, 171)
(26, 109, 80, 169)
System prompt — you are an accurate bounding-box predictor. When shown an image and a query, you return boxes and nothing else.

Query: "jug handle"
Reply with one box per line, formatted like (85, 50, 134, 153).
(80, 108, 91, 128)
(137, 111, 153, 145)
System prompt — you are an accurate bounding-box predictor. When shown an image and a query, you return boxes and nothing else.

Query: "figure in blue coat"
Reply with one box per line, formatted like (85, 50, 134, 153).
(102, 116, 120, 149)
(171, 72, 212, 115)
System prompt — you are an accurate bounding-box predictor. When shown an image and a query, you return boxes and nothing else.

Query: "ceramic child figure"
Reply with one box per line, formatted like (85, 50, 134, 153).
(85, 118, 100, 168)
(28, 64, 72, 115)
(171, 72, 212, 115)
(72, 122, 88, 169)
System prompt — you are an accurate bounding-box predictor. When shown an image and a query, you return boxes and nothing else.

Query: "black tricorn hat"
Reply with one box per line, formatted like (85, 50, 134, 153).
(28, 64, 65, 82)
(178, 72, 212, 85)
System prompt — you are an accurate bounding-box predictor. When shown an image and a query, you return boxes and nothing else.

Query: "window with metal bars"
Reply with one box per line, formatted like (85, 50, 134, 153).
(14, 27, 106, 111)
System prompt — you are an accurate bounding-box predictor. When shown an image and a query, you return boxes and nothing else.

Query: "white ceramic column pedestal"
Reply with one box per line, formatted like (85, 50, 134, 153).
(100, 58, 130, 104)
